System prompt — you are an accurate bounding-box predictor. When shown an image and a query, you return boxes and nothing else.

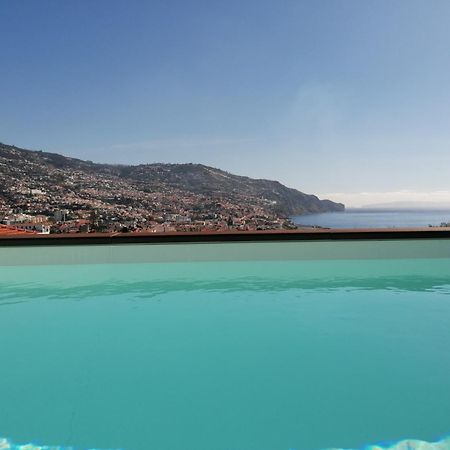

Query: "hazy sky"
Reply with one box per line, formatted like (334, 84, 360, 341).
(1, 0, 450, 207)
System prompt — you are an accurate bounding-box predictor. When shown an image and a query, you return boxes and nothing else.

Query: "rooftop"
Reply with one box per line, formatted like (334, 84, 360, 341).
(0, 224, 37, 236)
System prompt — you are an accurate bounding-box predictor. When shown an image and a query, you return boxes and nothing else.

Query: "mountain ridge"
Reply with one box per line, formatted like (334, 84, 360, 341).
(0, 142, 344, 230)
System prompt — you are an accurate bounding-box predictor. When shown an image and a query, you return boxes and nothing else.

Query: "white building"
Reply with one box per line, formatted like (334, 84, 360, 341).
(15, 222, 51, 234)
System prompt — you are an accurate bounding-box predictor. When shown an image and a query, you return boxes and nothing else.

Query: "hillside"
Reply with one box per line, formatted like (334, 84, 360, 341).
(0, 142, 343, 230)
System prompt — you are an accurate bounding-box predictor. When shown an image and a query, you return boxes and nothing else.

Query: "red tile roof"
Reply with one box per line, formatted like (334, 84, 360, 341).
(0, 224, 37, 236)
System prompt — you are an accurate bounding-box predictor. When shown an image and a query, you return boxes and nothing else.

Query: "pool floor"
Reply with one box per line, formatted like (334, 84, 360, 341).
(1, 254, 450, 450)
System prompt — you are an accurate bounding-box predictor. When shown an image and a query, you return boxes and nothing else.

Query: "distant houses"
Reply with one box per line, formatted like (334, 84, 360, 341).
(1, 213, 51, 234)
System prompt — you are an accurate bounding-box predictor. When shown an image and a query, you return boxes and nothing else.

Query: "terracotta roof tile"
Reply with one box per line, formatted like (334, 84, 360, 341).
(0, 224, 38, 236)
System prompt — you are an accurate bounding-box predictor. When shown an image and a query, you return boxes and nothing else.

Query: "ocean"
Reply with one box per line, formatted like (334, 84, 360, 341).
(292, 209, 450, 229)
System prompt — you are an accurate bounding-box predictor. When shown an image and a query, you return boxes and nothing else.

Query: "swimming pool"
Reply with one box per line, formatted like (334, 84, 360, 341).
(1, 236, 450, 450)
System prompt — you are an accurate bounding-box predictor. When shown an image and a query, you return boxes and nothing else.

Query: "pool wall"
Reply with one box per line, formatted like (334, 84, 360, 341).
(1, 230, 450, 266)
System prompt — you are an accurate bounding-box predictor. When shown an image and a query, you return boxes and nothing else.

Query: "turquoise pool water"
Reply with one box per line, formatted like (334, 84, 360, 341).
(1, 242, 450, 450)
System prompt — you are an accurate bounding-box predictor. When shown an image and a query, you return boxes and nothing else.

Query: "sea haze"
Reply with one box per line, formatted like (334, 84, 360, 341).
(292, 209, 450, 229)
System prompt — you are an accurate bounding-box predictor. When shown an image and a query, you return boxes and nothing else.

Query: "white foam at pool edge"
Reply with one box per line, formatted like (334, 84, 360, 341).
(1, 437, 449, 450)
(0, 437, 121, 450)
(326, 437, 450, 450)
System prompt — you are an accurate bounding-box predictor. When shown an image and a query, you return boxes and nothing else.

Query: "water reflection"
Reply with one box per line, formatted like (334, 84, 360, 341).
(1, 274, 450, 303)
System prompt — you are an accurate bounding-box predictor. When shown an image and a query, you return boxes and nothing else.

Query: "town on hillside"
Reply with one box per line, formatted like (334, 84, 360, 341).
(0, 144, 344, 234)
(0, 181, 297, 235)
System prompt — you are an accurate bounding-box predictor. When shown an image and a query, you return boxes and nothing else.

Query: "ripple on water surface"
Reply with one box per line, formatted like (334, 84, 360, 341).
(1, 258, 450, 450)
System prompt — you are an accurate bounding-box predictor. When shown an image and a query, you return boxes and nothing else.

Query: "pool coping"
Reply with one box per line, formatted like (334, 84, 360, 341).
(1, 228, 450, 246)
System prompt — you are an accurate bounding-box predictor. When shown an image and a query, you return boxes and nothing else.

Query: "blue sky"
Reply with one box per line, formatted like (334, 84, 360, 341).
(1, 0, 450, 206)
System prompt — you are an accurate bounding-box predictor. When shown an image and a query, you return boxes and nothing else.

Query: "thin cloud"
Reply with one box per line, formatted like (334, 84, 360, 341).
(79, 136, 261, 165)
(108, 137, 259, 151)
(320, 190, 450, 208)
